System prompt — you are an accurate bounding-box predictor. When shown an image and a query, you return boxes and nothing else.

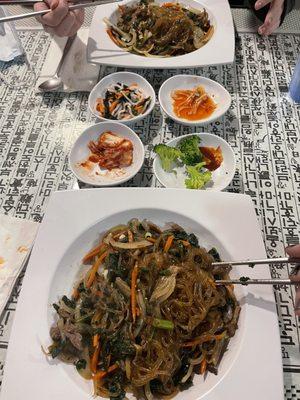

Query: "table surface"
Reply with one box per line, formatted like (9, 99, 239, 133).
(0, 7, 300, 400)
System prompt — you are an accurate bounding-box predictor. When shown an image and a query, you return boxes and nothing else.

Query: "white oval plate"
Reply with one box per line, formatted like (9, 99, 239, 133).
(88, 72, 156, 125)
(87, 0, 235, 68)
(159, 75, 231, 126)
(69, 121, 145, 186)
(153, 133, 235, 191)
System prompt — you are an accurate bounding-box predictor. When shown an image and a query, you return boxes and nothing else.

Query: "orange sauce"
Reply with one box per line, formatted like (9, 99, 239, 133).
(172, 86, 216, 121)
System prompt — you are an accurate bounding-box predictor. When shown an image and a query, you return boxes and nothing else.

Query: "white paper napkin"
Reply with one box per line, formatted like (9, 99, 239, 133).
(0, 215, 39, 316)
(36, 28, 100, 93)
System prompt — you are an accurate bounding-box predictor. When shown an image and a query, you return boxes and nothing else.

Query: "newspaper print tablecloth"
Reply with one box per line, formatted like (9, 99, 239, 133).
(0, 30, 299, 398)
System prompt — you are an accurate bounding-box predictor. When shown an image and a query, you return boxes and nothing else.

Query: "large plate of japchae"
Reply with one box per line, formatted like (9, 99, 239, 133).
(1, 189, 283, 400)
(87, 0, 234, 68)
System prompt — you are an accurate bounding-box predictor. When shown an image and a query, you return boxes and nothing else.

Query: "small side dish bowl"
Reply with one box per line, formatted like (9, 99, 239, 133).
(69, 121, 145, 186)
(158, 75, 231, 126)
(88, 72, 156, 125)
(153, 132, 236, 191)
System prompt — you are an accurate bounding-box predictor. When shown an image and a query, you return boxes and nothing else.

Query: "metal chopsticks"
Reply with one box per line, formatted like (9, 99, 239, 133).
(212, 257, 300, 286)
(215, 279, 299, 286)
(212, 257, 300, 267)
(0, 0, 121, 24)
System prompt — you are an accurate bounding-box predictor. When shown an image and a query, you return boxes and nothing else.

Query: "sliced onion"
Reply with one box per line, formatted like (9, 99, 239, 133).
(189, 354, 204, 365)
(77, 347, 92, 380)
(126, 29, 137, 46)
(193, 26, 204, 49)
(125, 357, 131, 380)
(74, 298, 82, 321)
(103, 17, 131, 41)
(59, 300, 75, 315)
(133, 317, 144, 338)
(137, 290, 146, 318)
(181, 364, 193, 383)
(115, 277, 131, 298)
(108, 234, 152, 249)
(144, 382, 153, 400)
(150, 266, 179, 304)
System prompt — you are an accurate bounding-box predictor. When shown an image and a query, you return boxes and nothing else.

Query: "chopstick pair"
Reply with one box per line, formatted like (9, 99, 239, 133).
(212, 257, 300, 286)
(0, 0, 121, 24)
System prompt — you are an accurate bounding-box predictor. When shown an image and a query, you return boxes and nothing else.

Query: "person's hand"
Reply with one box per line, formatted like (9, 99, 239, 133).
(254, 0, 284, 36)
(34, 0, 84, 37)
(286, 244, 300, 316)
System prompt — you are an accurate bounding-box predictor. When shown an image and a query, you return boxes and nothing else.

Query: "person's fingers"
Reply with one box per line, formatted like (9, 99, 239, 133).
(35, 0, 68, 27)
(53, 12, 76, 37)
(294, 285, 300, 316)
(72, 10, 85, 30)
(255, 0, 272, 10)
(286, 244, 300, 258)
(289, 270, 300, 315)
(257, 0, 284, 35)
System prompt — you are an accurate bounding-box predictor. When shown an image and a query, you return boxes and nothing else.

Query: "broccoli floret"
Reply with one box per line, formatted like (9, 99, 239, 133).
(185, 162, 212, 189)
(178, 135, 202, 166)
(154, 144, 181, 172)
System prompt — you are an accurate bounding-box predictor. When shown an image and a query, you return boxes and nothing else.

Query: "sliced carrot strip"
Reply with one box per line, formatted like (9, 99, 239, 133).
(93, 364, 118, 381)
(180, 240, 190, 247)
(86, 251, 108, 289)
(164, 235, 174, 252)
(200, 358, 207, 375)
(82, 243, 105, 263)
(72, 287, 79, 300)
(93, 334, 99, 348)
(91, 344, 101, 374)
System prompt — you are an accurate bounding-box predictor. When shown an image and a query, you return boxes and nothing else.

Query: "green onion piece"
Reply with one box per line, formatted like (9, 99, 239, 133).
(152, 318, 174, 330)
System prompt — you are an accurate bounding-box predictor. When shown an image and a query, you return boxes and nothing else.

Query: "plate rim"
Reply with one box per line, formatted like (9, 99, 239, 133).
(1, 188, 284, 400)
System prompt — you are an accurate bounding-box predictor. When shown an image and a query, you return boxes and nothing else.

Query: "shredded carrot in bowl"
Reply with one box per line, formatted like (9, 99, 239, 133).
(172, 85, 216, 121)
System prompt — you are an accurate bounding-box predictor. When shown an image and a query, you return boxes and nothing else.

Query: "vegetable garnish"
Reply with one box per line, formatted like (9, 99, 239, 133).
(185, 162, 212, 190)
(154, 135, 223, 190)
(96, 82, 151, 120)
(104, 0, 214, 57)
(47, 219, 240, 399)
(172, 85, 216, 121)
(153, 144, 181, 172)
(178, 135, 202, 166)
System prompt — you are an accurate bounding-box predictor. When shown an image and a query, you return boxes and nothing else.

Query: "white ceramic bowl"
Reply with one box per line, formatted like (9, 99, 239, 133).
(153, 132, 235, 191)
(88, 72, 156, 125)
(69, 121, 145, 186)
(158, 75, 232, 126)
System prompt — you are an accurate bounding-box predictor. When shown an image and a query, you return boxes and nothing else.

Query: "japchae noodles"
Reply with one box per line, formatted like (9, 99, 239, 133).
(104, 0, 214, 57)
(47, 219, 240, 399)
